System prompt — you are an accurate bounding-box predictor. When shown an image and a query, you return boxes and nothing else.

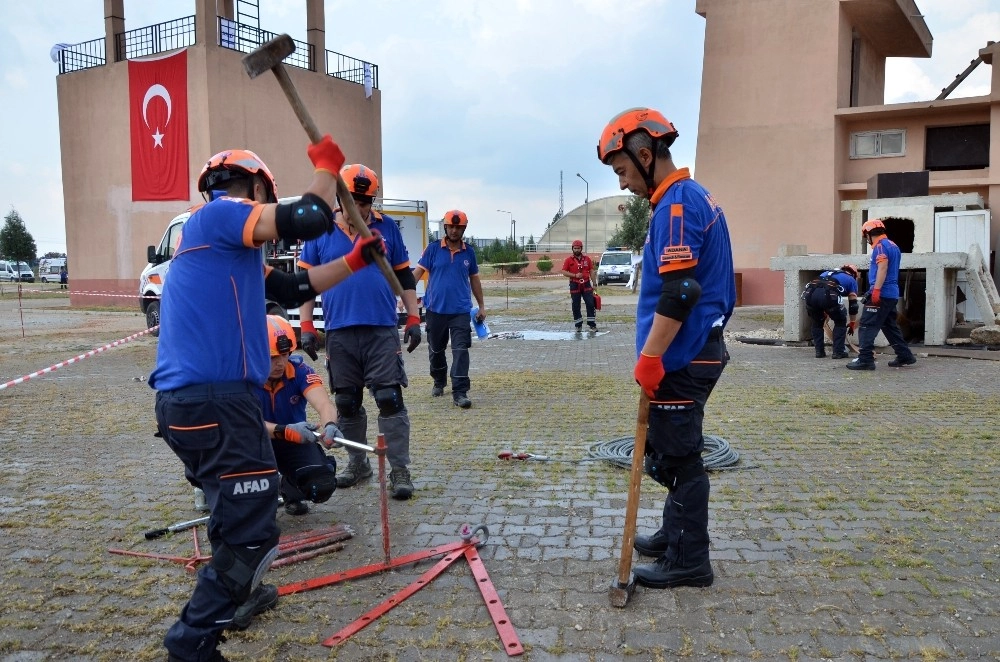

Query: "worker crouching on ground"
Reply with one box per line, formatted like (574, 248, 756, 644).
(258, 315, 342, 518)
(802, 264, 859, 359)
(846, 219, 917, 371)
(561, 239, 598, 331)
(598, 107, 735, 589)
(412, 209, 486, 409)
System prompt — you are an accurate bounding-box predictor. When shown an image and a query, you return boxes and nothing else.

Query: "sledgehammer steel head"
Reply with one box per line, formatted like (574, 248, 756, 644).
(609, 573, 636, 608)
(242, 34, 296, 79)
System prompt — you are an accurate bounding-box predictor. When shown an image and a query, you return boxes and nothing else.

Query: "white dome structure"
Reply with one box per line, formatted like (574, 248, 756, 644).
(538, 195, 632, 253)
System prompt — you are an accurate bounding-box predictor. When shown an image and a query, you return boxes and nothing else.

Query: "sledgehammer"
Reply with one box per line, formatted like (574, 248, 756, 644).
(241, 35, 404, 299)
(609, 391, 650, 607)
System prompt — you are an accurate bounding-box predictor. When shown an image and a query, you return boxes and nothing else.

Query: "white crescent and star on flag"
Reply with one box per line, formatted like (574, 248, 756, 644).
(142, 84, 171, 149)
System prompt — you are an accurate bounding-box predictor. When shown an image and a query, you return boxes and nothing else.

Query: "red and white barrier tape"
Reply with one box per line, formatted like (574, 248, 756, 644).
(0, 326, 157, 392)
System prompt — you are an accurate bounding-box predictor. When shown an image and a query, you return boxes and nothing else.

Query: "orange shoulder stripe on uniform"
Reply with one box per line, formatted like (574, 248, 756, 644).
(242, 203, 266, 248)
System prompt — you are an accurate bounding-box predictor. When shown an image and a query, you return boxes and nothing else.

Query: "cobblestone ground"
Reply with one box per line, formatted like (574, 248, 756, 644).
(0, 282, 998, 661)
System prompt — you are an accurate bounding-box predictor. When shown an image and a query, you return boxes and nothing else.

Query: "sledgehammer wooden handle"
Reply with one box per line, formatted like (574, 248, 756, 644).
(616, 391, 650, 591)
(269, 64, 404, 297)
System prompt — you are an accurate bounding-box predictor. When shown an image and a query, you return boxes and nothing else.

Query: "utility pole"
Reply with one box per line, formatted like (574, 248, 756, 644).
(576, 173, 589, 253)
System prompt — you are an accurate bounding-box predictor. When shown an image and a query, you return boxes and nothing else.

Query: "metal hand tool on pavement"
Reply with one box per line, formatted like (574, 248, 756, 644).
(498, 451, 550, 461)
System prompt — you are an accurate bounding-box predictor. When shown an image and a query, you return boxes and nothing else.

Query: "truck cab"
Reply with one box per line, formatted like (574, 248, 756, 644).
(140, 197, 428, 336)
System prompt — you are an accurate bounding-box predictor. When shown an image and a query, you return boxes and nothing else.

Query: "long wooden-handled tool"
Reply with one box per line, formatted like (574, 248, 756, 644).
(609, 391, 650, 607)
(242, 34, 403, 298)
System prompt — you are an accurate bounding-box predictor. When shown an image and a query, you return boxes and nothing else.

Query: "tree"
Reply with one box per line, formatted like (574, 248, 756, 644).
(607, 195, 650, 252)
(43, 251, 67, 259)
(0, 207, 38, 264)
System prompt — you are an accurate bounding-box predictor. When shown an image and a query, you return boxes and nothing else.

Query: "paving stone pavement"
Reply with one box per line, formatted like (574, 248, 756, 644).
(0, 284, 997, 661)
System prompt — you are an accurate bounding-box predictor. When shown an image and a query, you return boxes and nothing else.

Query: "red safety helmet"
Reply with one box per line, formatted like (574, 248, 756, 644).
(572, 239, 584, 249)
(197, 149, 277, 202)
(861, 218, 886, 237)
(840, 264, 859, 280)
(267, 315, 296, 357)
(597, 107, 678, 165)
(341, 164, 379, 200)
(443, 209, 469, 227)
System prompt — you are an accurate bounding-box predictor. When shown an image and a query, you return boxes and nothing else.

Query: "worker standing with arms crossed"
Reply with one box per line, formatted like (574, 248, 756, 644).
(597, 108, 735, 588)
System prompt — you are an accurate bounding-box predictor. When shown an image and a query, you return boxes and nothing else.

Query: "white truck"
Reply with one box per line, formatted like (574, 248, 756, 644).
(139, 198, 428, 335)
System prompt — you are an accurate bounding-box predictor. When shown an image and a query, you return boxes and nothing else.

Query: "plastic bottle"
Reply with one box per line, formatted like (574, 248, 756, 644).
(470, 306, 490, 339)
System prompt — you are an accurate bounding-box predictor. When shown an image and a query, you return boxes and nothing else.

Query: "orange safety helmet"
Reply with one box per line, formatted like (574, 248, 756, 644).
(840, 264, 859, 280)
(861, 218, 886, 237)
(197, 149, 277, 202)
(572, 239, 584, 249)
(267, 315, 296, 357)
(341, 164, 379, 199)
(597, 107, 678, 165)
(443, 209, 469, 227)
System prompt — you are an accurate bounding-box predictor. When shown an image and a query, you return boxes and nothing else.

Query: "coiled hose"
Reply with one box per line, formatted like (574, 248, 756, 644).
(586, 434, 751, 471)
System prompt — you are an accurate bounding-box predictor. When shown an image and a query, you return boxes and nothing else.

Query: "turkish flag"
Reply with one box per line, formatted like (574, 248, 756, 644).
(128, 50, 189, 201)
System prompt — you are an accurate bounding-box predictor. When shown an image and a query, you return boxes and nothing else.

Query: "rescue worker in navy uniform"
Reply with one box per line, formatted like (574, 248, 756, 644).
(150, 139, 386, 662)
(297, 164, 423, 500)
(598, 107, 735, 589)
(258, 315, 342, 519)
(803, 264, 859, 359)
(847, 218, 917, 370)
(411, 209, 487, 409)
(560, 239, 598, 331)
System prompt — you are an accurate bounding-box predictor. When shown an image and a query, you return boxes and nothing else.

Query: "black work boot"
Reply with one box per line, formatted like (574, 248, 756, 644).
(831, 326, 848, 359)
(228, 583, 278, 630)
(283, 500, 309, 516)
(336, 456, 373, 488)
(633, 529, 670, 557)
(888, 355, 917, 367)
(431, 384, 444, 397)
(811, 327, 826, 358)
(389, 467, 414, 500)
(453, 392, 472, 409)
(633, 557, 714, 589)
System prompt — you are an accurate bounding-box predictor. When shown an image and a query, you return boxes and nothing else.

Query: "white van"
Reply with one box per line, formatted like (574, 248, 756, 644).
(39, 257, 67, 283)
(0, 260, 34, 283)
(139, 209, 292, 336)
(597, 250, 633, 285)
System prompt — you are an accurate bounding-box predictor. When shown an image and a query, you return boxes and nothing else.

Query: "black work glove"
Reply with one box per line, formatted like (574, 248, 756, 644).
(299, 321, 320, 361)
(403, 315, 422, 353)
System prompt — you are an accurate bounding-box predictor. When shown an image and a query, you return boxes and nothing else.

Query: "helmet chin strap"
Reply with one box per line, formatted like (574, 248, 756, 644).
(622, 138, 659, 196)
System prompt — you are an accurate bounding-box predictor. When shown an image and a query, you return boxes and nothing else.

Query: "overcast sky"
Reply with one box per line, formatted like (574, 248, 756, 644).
(1, 0, 998, 255)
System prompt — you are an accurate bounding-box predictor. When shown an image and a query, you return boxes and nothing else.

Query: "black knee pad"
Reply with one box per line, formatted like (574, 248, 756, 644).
(373, 385, 404, 416)
(294, 461, 337, 503)
(644, 453, 705, 490)
(210, 531, 280, 604)
(334, 386, 364, 419)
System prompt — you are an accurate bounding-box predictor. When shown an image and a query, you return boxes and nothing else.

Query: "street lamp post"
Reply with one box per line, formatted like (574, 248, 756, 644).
(497, 209, 513, 244)
(576, 173, 589, 253)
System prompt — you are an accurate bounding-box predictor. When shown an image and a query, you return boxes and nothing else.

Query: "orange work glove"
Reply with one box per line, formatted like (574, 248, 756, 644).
(870, 288, 881, 306)
(307, 135, 346, 176)
(634, 352, 665, 398)
(847, 321, 856, 336)
(343, 231, 386, 272)
(403, 315, 422, 353)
